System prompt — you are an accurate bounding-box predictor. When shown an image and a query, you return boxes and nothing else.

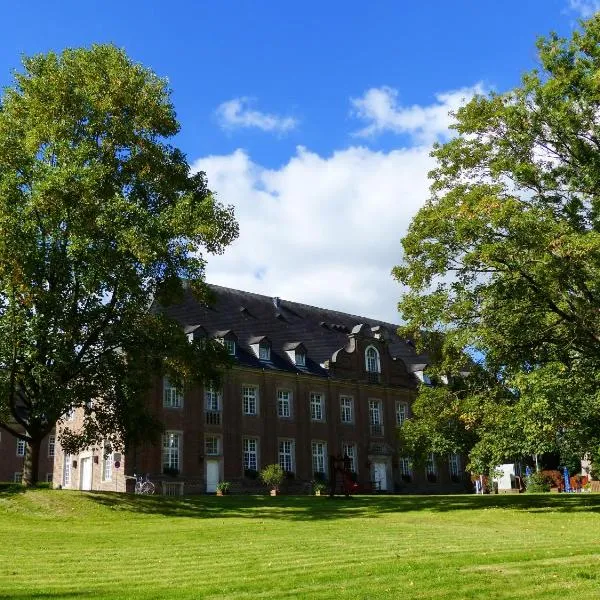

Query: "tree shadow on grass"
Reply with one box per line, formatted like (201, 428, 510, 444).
(0, 593, 87, 599)
(0, 483, 28, 497)
(85, 491, 600, 521)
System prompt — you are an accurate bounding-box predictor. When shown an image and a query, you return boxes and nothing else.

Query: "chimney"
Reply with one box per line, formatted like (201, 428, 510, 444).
(272, 296, 280, 308)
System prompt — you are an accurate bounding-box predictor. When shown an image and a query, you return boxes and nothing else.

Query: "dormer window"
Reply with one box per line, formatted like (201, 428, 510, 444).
(259, 343, 270, 361)
(295, 351, 306, 367)
(219, 338, 236, 355)
(365, 346, 381, 373)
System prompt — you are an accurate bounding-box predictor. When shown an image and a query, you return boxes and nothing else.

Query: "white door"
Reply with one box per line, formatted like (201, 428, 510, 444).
(80, 457, 92, 491)
(206, 460, 219, 493)
(372, 462, 387, 491)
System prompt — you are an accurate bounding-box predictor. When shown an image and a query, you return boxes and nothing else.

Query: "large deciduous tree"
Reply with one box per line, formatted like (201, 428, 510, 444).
(394, 16, 600, 472)
(0, 45, 238, 485)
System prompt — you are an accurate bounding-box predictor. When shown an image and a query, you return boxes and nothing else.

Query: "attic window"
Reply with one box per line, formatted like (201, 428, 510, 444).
(295, 351, 306, 367)
(259, 343, 271, 361)
(220, 338, 236, 355)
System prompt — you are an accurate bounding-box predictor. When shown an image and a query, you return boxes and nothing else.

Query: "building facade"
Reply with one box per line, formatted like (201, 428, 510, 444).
(54, 285, 467, 494)
(0, 429, 55, 484)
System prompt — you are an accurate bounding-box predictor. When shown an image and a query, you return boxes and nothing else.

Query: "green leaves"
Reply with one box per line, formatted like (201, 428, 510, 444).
(395, 15, 600, 472)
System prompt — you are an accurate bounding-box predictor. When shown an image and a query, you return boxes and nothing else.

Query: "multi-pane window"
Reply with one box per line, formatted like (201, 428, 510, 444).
(399, 457, 412, 477)
(396, 402, 408, 426)
(365, 346, 381, 373)
(243, 438, 258, 472)
(295, 351, 306, 367)
(448, 453, 461, 477)
(14, 472, 22, 483)
(48, 435, 55, 458)
(223, 339, 236, 355)
(312, 441, 327, 475)
(16, 439, 25, 457)
(205, 386, 221, 411)
(242, 386, 258, 415)
(340, 396, 354, 423)
(426, 453, 437, 476)
(279, 440, 295, 473)
(342, 443, 357, 473)
(310, 393, 324, 421)
(259, 343, 270, 361)
(103, 451, 113, 481)
(369, 400, 383, 436)
(163, 432, 181, 472)
(277, 390, 291, 418)
(63, 455, 71, 486)
(205, 436, 220, 456)
(163, 378, 183, 409)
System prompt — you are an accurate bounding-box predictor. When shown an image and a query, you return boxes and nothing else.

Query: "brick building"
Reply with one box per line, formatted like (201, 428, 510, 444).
(0, 429, 55, 484)
(54, 285, 467, 494)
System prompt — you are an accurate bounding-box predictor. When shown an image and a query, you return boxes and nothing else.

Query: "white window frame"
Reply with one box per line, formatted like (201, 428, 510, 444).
(48, 435, 55, 458)
(369, 399, 382, 425)
(426, 453, 437, 476)
(295, 351, 306, 367)
(342, 442, 357, 474)
(277, 390, 292, 418)
(243, 437, 259, 472)
(396, 401, 408, 426)
(102, 450, 113, 482)
(16, 438, 25, 457)
(310, 393, 325, 422)
(365, 346, 381, 373)
(242, 386, 259, 415)
(259, 343, 271, 361)
(312, 441, 328, 476)
(449, 453, 461, 477)
(340, 395, 354, 424)
(278, 439, 295, 473)
(205, 435, 220, 456)
(205, 386, 222, 412)
(222, 339, 236, 355)
(63, 455, 71, 487)
(163, 378, 183, 409)
(399, 457, 412, 478)
(163, 431, 182, 472)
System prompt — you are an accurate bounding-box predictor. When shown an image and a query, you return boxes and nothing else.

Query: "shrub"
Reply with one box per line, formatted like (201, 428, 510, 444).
(260, 464, 285, 491)
(525, 471, 551, 493)
(216, 481, 231, 493)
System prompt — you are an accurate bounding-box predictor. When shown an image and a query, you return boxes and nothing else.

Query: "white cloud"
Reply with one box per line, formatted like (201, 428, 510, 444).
(350, 84, 485, 144)
(567, 0, 600, 17)
(216, 97, 298, 133)
(192, 144, 433, 324)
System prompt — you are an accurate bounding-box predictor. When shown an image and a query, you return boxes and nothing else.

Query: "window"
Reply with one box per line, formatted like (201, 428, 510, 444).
(66, 407, 75, 422)
(399, 457, 411, 478)
(449, 453, 461, 478)
(163, 378, 183, 409)
(279, 440, 295, 473)
(205, 386, 221, 412)
(222, 339, 236, 355)
(259, 343, 270, 361)
(396, 402, 408, 426)
(63, 455, 71, 486)
(163, 432, 181, 472)
(242, 386, 258, 415)
(365, 346, 381, 373)
(340, 396, 354, 423)
(295, 351, 306, 367)
(16, 439, 25, 457)
(369, 400, 383, 436)
(48, 435, 55, 458)
(14, 472, 22, 483)
(103, 451, 113, 482)
(342, 443, 357, 474)
(46, 473, 53, 483)
(426, 453, 437, 476)
(277, 390, 291, 418)
(310, 393, 324, 421)
(312, 441, 328, 475)
(205, 436, 220, 456)
(243, 438, 258, 472)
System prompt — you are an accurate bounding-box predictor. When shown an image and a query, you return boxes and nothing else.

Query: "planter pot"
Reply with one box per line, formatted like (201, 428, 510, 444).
(216, 490, 224, 496)
(315, 490, 321, 496)
(270, 489, 278, 496)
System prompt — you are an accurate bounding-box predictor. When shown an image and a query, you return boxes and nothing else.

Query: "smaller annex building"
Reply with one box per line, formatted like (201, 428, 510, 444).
(54, 285, 467, 495)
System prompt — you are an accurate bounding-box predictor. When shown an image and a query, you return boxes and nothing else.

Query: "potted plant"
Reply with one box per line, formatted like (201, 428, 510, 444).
(260, 464, 284, 496)
(216, 481, 231, 496)
(313, 480, 327, 496)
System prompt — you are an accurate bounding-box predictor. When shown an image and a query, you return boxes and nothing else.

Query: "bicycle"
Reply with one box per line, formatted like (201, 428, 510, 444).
(125, 473, 155, 495)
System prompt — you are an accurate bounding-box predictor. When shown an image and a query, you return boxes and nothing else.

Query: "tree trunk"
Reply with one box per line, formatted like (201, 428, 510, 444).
(22, 439, 41, 487)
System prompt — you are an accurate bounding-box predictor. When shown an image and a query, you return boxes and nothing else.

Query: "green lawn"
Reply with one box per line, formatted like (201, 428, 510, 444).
(1, 489, 599, 599)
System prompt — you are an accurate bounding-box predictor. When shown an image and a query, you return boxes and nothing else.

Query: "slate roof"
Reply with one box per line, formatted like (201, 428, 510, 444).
(163, 284, 429, 377)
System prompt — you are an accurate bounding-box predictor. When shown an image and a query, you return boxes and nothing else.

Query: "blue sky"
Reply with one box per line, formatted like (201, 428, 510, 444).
(0, 1, 596, 321)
